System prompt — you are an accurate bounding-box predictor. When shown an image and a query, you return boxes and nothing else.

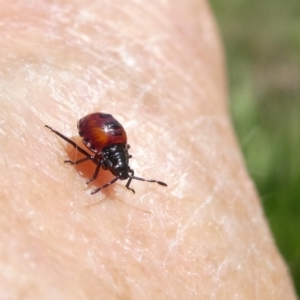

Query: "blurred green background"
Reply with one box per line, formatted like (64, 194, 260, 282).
(210, 0, 300, 296)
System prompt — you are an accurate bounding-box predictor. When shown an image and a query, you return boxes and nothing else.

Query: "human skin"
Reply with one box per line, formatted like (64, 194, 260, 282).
(0, 0, 297, 299)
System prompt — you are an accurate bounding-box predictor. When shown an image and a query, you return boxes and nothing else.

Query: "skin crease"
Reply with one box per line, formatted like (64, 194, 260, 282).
(0, 0, 297, 299)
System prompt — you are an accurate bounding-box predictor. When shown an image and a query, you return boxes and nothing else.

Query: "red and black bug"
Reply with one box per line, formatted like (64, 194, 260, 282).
(45, 112, 167, 194)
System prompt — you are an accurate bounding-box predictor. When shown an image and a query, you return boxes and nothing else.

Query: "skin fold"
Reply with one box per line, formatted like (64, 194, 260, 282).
(0, 0, 297, 299)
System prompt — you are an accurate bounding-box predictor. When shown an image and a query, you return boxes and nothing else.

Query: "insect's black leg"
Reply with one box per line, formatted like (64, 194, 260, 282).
(126, 170, 135, 194)
(65, 156, 94, 165)
(86, 161, 102, 185)
(91, 177, 119, 195)
(45, 125, 91, 157)
(126, 144, 132, 159)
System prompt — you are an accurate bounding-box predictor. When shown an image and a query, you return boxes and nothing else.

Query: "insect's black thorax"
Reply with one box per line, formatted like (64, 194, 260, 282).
(102, 143, 130, 180)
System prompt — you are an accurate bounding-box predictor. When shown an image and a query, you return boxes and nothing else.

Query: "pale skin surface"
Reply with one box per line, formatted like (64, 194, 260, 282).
(0, 0, 297, 299)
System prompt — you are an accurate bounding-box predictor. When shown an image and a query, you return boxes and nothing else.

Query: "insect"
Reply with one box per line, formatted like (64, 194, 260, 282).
(45, 112, 167, 194)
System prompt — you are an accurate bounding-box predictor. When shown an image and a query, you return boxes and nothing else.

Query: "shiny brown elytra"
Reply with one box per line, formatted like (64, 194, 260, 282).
(45, 112, 167, 194)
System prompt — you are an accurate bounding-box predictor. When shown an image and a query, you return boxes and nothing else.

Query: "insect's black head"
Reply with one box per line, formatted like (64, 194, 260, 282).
(102, 143, 130, 180)
(112, 165, 130, 180)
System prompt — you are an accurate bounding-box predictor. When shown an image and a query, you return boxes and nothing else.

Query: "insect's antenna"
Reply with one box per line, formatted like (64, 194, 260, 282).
(91, 177, 119, 195)
(131, 176, 167, 187)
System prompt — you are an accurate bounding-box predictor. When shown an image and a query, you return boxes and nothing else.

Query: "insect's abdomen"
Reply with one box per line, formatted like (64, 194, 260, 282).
(78, 113, 127, 153)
